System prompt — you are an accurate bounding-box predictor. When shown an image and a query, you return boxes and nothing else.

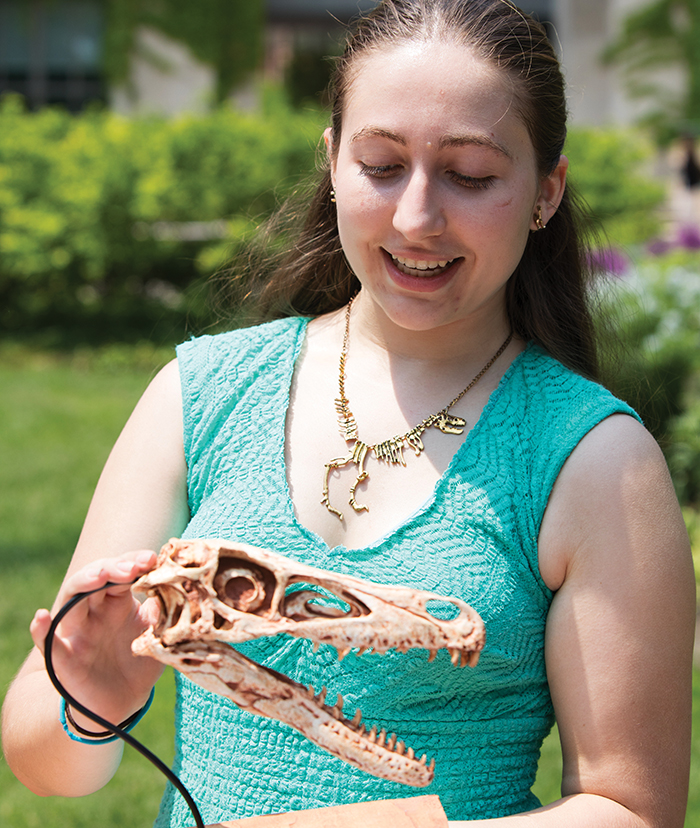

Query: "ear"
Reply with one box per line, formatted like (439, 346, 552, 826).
(532, 155, 568, 230)
(323, 127, 337, 182)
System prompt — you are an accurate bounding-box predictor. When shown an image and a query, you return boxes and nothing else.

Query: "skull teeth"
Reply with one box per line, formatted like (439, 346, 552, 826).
(304, 671, 441, 772)
(312, 695, 423, 762)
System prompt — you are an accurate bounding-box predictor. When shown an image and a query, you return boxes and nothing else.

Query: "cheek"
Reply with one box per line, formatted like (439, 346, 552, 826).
(337, 189, 387, 241)
(483, 190, 536, 237)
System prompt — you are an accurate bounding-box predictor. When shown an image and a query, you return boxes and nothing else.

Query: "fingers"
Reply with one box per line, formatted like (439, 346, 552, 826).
(140, 595, 163, 628)
(57, 550, 157, 610)
(33, 550, 159, 646)
(30, 609, 52, 655)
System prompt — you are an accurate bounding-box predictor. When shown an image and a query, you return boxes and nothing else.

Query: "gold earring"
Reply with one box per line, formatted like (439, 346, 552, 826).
(330, 188, 337, 203)
(535, 206, 546, 230)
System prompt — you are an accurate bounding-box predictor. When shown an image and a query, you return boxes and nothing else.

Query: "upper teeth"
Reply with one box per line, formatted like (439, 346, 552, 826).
(393, 256, 451, 270)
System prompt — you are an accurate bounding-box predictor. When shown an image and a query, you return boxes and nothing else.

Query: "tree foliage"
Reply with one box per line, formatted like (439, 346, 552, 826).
(603, 0, 700, 134)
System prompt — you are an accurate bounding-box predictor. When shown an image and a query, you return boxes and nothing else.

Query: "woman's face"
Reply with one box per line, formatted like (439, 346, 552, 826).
(328, 40, 566, 336)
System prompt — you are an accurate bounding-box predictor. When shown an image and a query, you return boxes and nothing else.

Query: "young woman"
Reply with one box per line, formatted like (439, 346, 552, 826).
(3, 2, 695, 826)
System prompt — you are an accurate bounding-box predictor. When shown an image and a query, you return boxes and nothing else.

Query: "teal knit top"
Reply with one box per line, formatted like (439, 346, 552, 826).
(154, 317, 639, 827)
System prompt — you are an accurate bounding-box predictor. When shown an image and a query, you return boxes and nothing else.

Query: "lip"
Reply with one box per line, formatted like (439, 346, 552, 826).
(383, 249, 462, 293)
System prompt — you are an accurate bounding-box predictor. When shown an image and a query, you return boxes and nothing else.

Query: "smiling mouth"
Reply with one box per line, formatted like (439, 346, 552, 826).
(389, 253, 459, 277)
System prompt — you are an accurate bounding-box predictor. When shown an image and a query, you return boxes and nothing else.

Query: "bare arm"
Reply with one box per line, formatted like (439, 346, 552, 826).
(1, 359, 189, 797)
(450, 414, 695, 827)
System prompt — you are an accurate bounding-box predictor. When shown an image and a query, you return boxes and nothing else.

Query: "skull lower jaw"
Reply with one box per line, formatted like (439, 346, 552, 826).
(132, 629, 435, 787)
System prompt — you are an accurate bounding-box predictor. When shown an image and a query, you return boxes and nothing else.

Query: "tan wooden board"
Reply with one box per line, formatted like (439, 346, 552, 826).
(204, 795, 448, 828)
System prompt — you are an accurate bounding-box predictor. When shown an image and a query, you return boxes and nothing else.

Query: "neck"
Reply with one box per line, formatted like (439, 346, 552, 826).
(348, 290, 515, 368)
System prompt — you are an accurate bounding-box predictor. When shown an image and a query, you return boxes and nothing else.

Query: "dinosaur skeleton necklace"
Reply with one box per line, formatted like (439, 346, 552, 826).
(321, 296, 513, 520)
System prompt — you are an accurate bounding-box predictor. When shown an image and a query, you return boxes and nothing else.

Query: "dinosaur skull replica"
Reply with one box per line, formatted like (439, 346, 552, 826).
(132, 538, 485, 788)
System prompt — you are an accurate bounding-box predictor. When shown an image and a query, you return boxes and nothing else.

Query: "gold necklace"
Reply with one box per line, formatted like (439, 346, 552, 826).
(321, 297, 513, 520)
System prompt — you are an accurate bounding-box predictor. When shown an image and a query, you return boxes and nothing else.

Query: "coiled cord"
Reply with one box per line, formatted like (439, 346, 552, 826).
(43, 581, 205, 828)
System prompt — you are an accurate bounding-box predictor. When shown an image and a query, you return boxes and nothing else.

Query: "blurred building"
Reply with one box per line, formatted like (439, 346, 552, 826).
(0, 0, 104, 112)
(0, 0, 683, 125)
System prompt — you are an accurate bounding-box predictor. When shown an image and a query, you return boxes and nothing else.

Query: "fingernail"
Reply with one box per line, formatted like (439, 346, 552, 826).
(116, 561, 134, 572)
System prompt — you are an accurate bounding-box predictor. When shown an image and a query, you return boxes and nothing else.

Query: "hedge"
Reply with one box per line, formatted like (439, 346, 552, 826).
(0, 93, 323, 340)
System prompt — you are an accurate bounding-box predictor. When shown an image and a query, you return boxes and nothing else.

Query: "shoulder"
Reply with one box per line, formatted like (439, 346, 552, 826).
(127, 358, 182, 427)
(498, 346, 640, 525)
(515, 344, 637, 416)
(176, 317, 308, 399)
(176, 317, 308, 367)
(539, 411, 689, 592)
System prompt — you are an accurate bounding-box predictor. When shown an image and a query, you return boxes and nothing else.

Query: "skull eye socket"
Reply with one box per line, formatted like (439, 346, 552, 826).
(213, 557, 275, 614)
(215, 569, 264, 612)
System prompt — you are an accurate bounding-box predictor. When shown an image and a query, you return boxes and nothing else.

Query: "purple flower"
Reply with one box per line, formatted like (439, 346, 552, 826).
(587, 247, 630, 276)
(676, 224, 700, 250)
(646, 238, 673, 256)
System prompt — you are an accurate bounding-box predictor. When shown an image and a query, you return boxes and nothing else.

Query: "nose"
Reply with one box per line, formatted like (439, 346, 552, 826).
(392, 169, 446, 241)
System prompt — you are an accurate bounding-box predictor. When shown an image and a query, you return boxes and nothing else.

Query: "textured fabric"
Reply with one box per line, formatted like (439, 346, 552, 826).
(154, 317, 639, 827)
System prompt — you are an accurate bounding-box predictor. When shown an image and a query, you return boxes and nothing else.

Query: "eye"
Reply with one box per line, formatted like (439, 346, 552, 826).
(358, 162, 401, 179)
(447, 171, 496, 190)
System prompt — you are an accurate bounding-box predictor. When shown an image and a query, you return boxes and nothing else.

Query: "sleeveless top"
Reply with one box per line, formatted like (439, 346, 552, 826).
(153, 316, 639, 827)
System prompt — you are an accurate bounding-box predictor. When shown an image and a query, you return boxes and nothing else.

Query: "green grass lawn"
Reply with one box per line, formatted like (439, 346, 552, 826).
(0, 344, 697, 826)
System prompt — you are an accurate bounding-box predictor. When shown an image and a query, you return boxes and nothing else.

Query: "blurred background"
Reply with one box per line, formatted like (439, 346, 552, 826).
(0, 1, 699, 826)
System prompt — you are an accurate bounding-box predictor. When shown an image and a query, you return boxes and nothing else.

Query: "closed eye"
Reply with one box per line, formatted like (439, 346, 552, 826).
(447, 171, 496, 190)
(358, 162, 401, 179)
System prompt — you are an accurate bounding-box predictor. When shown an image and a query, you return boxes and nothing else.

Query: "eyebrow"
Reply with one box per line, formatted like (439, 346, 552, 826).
(439, 132, 512, 158)
(348, 127, 512, 159)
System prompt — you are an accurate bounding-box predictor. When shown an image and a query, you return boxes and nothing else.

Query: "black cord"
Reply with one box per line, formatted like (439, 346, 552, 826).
(44, 581, 205, 828)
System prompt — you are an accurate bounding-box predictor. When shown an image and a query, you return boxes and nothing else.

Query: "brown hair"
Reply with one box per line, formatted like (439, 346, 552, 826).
(227, 0, 600, 379)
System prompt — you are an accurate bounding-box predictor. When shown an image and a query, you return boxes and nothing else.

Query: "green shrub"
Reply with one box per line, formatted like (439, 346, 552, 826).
(601, 250, 700, 505)
(565, 128, 665, 246)
(0, 94, 323, 341)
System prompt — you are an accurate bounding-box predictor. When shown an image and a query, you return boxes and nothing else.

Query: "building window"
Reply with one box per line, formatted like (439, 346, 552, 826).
(0, 0, 105, 111)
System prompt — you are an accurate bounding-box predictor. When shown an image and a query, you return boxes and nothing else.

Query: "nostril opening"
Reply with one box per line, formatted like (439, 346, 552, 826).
(425, 599, 460, 621)
(169, 602, 183, 627)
